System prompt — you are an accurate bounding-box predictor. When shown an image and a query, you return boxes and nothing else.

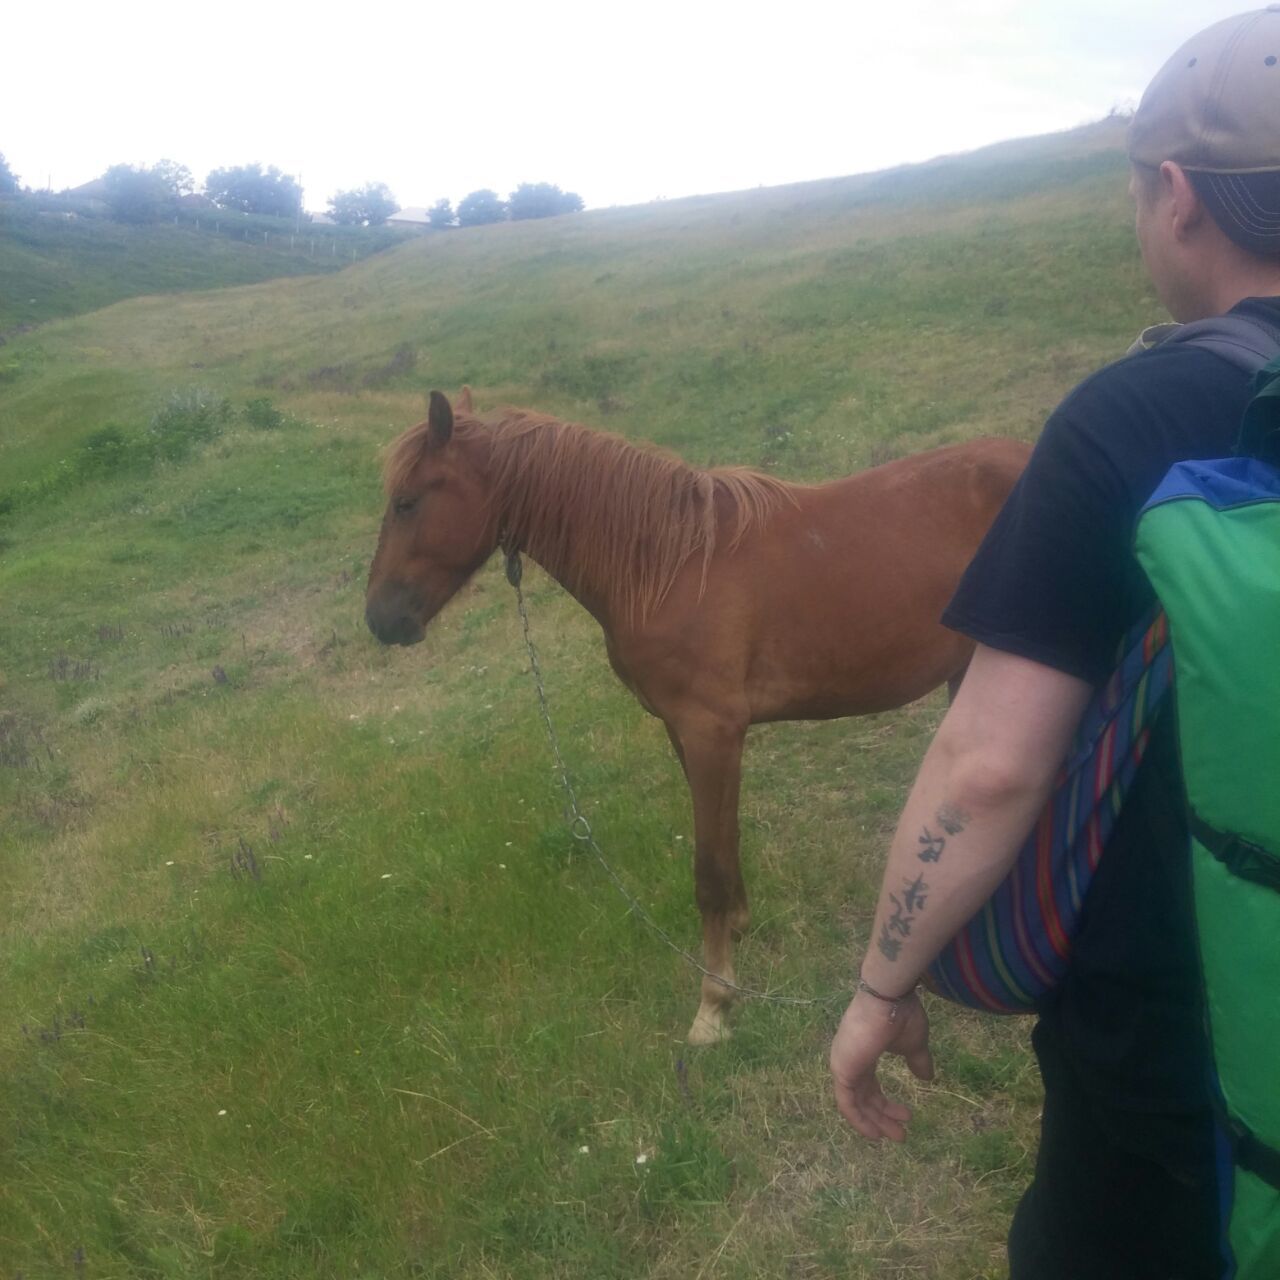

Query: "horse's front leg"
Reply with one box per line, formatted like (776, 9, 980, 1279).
(671, 715, 748, 1045)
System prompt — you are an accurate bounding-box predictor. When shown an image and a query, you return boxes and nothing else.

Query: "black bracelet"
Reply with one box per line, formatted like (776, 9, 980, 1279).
(856, 976, 916, 1020)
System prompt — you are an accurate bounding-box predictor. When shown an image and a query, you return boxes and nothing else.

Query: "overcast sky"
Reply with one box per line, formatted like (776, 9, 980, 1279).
(2, 1, 1261, 213)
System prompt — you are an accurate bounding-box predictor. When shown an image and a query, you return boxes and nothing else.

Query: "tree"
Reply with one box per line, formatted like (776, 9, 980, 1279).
(427, 198, 455, 229)
(456, 188, 506, 227)
(507, 182, 584, 220)
(328, 181, 399, 227)
(152, 158, 194, 197)
(204, 163, 302, 217)
(101, 164, 172, 223)
(0, 152, 18, 196)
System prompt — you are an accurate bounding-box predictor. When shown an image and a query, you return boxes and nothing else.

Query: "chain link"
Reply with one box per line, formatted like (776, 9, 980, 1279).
(507, 549, 846, 1008)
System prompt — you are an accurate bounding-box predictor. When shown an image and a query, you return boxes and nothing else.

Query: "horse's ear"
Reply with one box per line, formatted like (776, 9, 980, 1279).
(456, 384, 473, 413)
(427, 390, 454, 449)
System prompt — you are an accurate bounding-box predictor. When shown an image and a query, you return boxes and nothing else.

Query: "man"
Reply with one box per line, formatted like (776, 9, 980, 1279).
(828, 10, 1280, 1278)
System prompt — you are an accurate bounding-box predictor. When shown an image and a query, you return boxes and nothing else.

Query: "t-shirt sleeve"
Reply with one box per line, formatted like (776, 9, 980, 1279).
(942, 380, 1133, 685)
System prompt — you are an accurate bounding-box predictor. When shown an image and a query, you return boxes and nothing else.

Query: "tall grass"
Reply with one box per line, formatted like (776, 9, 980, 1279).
(1, 117, 1150, 1277)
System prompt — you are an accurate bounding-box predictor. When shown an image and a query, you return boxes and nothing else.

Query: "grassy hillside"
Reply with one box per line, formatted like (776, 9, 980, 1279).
(0, 117, 1160, 1278)
(0, 197, 412, 333)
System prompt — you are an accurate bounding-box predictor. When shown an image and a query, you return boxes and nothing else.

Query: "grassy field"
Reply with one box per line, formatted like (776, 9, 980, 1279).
(1, 117, 1161, 1278)
(0, 198, 413, 333)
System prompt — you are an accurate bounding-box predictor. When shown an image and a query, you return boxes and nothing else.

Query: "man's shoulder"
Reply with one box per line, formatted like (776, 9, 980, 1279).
(1060, 342, 1239, 421)
(1062, 301, 1280, 422)
(1040, 330, 1257, 477)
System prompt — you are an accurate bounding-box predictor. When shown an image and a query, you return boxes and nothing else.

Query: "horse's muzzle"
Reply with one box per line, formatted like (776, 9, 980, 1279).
(365, 583, 427, 646)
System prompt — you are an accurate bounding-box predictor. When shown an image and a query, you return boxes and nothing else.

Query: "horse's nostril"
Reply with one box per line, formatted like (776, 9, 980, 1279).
(366, 601, 423, 647)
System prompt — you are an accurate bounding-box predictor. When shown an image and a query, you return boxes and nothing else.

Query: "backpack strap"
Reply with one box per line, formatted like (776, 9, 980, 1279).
(1222, 1112, 1280, 1192)
(1237, 355, 1280, 464)
(1189, 811, 1280, 891)
(1130, 312, 1280, 375)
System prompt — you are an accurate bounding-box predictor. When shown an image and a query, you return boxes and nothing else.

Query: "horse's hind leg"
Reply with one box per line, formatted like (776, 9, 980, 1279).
(673, 715, 748, 1046)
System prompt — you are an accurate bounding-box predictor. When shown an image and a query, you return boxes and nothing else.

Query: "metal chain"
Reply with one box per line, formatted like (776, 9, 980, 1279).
(506, 548, 846, 1007)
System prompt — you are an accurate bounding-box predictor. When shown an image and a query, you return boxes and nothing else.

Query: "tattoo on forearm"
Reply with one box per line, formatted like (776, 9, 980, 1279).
(876, 803, 966, 962)
(918, 828, 945, 861)
(876, 872, 931, 961)
(937, 803, 970, 836)
(917, 802, 970, 863)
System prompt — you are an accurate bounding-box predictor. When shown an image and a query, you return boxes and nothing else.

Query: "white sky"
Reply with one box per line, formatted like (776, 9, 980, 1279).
(1, 1, 1261, 213)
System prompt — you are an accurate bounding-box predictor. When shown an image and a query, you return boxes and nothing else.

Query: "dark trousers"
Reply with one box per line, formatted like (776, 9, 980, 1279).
(1007, 1022, 1222, 1280)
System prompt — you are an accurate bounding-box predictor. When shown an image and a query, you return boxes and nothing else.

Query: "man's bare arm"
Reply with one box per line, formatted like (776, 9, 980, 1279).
(831, 643, 1094, 1141)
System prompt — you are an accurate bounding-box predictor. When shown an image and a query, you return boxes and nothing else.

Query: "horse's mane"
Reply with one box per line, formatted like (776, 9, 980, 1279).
(384, 407, 796, 620)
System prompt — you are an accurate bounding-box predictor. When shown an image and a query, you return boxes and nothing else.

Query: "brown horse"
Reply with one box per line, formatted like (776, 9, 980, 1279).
(366, 389, 1029, 1043)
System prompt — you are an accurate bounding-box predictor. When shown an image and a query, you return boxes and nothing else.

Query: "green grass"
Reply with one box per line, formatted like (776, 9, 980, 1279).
(0, 196, 414, 333)
(1, 116, 1149, 1277)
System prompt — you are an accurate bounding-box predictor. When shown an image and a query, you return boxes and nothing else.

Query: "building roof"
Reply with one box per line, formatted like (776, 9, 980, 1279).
(387, 207, 430, 224)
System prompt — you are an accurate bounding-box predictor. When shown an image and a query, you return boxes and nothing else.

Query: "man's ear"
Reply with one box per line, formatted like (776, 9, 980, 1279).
(427, 390, 453, 449)
(1163, 161, 1207, 240)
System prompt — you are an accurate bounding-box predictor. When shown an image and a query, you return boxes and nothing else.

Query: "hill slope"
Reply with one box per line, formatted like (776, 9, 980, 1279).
(0, 117, 1158, 1279)
(0, 197, 412, 332)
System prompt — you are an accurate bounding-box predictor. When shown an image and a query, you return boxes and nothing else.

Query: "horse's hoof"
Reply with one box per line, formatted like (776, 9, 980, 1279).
(686, 1010, 732, 1046)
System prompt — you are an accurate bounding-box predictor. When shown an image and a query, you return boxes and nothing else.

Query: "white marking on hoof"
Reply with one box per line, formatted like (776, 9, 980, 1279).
(686, 1005, 732, 1045)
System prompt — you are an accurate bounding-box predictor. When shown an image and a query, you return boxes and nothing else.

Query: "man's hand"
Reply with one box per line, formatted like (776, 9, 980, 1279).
(830, 989, 935, 1142)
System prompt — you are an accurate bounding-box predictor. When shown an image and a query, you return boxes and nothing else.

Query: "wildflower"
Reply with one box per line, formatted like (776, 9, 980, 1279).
(218, 1109, 227, 1117)
(381, 873, 393, 879)
(165, 860, 175, 866)
(635, 1153, 648, 1165)
(578, 1145, 590, 1154)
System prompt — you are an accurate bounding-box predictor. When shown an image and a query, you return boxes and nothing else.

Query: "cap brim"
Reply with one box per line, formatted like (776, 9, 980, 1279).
(1190, 170, 1280, 258)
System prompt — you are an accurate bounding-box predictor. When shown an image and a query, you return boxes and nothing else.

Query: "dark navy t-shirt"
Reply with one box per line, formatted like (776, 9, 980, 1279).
(943, 297, 1280, 1116)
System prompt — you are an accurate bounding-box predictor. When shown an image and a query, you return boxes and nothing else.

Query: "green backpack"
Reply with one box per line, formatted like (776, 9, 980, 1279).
(1134, 357, 1280, 1279)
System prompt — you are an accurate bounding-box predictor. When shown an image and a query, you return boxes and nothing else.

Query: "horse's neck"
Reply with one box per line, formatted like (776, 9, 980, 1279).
(482, 421, 627, 626)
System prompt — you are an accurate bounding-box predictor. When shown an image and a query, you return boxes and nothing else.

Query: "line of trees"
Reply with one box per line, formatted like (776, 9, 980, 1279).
(430, 182, 585, 229)
(1, 147, 586, 230)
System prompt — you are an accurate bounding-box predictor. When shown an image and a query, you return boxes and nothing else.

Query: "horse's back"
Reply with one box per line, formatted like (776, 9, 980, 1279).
(705, 437, 1029, 720)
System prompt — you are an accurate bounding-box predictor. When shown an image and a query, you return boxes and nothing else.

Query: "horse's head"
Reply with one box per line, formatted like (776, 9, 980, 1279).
(365, 387, 497, 646)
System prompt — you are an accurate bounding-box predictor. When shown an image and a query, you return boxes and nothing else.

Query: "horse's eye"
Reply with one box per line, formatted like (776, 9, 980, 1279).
(393, 497, 418, 516)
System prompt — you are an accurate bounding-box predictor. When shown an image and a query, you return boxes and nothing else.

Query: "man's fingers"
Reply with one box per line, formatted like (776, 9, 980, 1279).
(867, 1094, 910, 1143)
(833, 1084, 884, 1141)
(833, 1077, 913, 1143)
(878, 1097, 912, 1125)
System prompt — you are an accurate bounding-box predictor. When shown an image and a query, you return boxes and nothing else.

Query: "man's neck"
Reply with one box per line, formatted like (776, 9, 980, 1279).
(1194, 255, 1280, 320)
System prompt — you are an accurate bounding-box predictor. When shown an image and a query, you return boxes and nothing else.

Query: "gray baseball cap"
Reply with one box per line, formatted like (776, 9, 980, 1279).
(1129, 7, 1280, 257)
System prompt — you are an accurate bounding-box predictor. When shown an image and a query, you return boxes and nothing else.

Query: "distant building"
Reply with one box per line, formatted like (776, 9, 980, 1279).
(64, 177, 109, 211)
(309, 211, 337, 226)
(386, 207, 430, 229)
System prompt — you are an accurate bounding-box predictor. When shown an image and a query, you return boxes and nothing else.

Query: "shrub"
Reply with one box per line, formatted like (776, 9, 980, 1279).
(75, 425, 142, 477)
(243, 397, 285, 430)
(148, 389, 232, 460)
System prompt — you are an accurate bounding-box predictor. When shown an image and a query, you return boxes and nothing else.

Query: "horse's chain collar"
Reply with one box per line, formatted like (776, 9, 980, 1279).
(506, 549, 844, 1009)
